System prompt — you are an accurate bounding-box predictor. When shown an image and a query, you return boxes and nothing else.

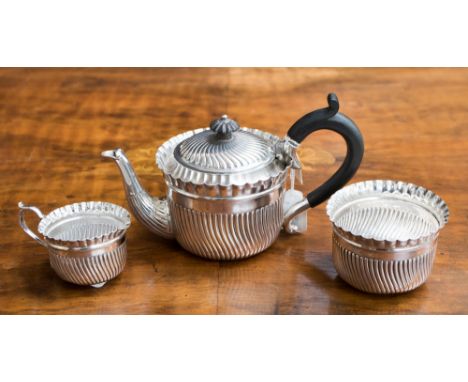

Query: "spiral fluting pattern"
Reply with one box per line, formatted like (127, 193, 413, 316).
(49, 242, 127, 286)
(332, 236, 436, 294)
(170, 198, 283, 260)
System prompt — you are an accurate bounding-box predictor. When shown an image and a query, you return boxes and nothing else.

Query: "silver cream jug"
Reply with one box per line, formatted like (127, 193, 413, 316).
(102, 93, 364, 260)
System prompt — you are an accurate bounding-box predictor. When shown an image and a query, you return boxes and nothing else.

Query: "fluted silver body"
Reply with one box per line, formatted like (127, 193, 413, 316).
(49, 240, 127, 286)
(332, 233, 437, 294)
(170, 196, 284, 260)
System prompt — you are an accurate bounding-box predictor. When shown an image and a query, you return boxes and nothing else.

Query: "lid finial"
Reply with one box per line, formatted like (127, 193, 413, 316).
(210, 115, 240, 139)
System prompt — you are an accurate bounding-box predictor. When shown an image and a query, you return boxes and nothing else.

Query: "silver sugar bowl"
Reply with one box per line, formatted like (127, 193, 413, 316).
(18, 201, 131, 288)
(327, 180, 449, 294)
(103, 93, 364, 260)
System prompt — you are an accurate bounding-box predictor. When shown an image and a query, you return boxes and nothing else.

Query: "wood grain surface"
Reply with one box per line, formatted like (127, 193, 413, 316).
(0, 68, 466, 314)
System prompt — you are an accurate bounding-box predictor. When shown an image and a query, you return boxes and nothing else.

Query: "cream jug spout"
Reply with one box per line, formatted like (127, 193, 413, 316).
(101, 148, 174, 239)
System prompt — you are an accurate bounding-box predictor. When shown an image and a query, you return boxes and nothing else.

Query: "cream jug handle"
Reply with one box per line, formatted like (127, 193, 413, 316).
(18, 202, 48, 248)
(283, 93, 364, 233)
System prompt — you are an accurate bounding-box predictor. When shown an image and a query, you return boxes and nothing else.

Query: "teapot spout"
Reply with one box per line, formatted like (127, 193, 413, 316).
(101, 148, 174, 239)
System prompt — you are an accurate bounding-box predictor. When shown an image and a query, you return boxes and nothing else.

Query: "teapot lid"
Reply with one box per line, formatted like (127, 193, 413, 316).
(173, 115, 274, 174)
(156, 116, 290, 196)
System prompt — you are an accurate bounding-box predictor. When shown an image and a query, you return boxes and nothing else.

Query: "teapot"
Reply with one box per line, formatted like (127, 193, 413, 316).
(102, 93, 364, 260)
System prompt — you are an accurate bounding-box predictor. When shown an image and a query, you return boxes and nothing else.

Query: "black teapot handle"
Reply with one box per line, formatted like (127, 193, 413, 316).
(287, 93, 364, 207)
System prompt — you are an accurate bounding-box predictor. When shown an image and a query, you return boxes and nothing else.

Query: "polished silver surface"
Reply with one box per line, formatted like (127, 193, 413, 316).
(18, 201, 131, 287)
(326, 180, 449, 294)
(170, 196, 284, 260)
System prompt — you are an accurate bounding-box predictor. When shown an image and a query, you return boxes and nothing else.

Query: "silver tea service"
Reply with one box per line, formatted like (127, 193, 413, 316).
(17, 92, 450, 295)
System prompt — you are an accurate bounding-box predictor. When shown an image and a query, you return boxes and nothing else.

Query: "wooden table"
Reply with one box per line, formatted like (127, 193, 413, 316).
(1, 68, 466, 314)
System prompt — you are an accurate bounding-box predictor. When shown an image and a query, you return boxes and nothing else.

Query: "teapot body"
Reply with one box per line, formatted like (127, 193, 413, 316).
(157, 127, 290, 260)
(165, 176, 287, 260)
